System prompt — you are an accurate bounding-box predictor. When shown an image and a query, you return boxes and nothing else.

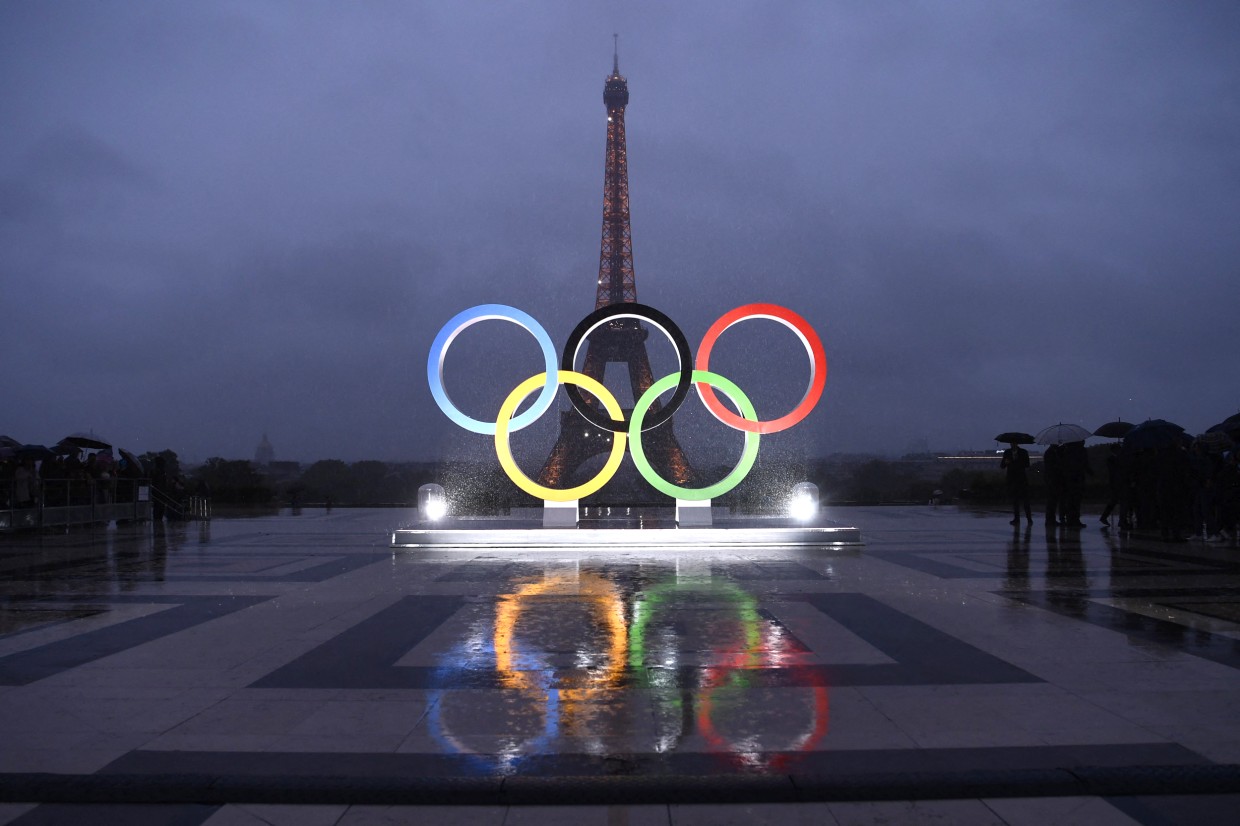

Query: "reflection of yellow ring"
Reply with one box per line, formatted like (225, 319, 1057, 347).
(495, 370, 626, 502)
(494, 574, 628, 698)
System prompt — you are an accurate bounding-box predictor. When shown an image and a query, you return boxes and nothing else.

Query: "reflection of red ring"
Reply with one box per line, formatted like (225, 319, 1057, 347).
(695, 303, 827, 434)
(697, 663, 829, 770)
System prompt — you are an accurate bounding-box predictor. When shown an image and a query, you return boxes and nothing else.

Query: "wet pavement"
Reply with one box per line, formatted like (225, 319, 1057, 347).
(0, 506, 1238, 824)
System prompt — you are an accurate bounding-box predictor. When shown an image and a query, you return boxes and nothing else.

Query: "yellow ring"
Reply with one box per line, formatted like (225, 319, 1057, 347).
(495, 370, 627, 502)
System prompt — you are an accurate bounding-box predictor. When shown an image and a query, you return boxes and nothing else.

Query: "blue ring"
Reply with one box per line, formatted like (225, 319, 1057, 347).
(427, 304, 559, 435)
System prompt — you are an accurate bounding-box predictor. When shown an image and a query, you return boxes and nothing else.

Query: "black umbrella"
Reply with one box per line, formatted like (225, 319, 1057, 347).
(995, 432, 1036, 444)
(1206, 412, 1240, 438)
(0, 435, 21, 449)
(1122, 419, 1186, 451)
(15, 444, 56, 460)
(1093, 420, 1135, 439)
(58, 433, 111, 450)
(118, 448, 145, 475)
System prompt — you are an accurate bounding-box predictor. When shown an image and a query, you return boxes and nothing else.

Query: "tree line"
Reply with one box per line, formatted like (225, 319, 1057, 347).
(139, 447, 1116, 508)
(141, 453, 438, 506)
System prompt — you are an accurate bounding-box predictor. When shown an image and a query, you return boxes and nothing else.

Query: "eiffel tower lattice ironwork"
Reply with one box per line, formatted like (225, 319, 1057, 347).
(537, 43, 695, 494)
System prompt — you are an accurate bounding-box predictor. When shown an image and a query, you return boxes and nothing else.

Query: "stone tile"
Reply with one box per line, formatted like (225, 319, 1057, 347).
(1, 728, 150, 758)
(507, 805, 669, 825)
(1177, 737, 1240, 763)
(165, 698, 327, 736)
(858, 683, 1158, 749)
(229, 687, 345, 701)
(3, 506, 1240, 814)
(37, 666, 248, 691)
(337, 805, 507, 825)
(288, 699, 429, 737)
(137, 733, 279, 752)
(1075, 688, 1240, 730)
(203, 803, 349, 825)
(1107, 793, 1240, 825)
(0, 804, 37, 826)
(0, 739, 148, 774)
(201, 806, 278, 825)
(763, 602, 895, 665)
(0, 697, 100, 733)
(0, 603, 173, 658)
(338, 688, 440, 702)
(827, 799, 1006, 825)
(981, 796, 1141, 826)
(1026, 657, 1240, 692)
(671, 803, 837, 825)
(263, 733, 409, 753)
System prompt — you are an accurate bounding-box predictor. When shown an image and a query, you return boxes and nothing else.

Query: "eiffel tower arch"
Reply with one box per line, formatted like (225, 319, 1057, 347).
(537, 44, 695, 500)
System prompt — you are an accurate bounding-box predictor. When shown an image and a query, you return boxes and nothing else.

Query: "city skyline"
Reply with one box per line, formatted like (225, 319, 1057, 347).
(3, 3, 1238, 464)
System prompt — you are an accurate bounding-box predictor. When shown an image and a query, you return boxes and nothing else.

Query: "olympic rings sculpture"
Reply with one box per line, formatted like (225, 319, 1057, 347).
(427, 302, 827, 502)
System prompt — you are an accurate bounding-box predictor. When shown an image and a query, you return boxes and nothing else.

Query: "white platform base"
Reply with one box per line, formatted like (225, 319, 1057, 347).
(392, 508, 861, 550)
(542, 499, 579, 527)
(675, 498, 712, 526)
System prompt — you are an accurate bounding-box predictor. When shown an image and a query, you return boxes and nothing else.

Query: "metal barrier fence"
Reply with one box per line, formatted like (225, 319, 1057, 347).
(0, 478, 208, 532)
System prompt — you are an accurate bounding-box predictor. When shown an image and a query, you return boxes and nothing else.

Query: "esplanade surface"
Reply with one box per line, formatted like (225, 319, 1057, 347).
(1, 506, 1238, 824)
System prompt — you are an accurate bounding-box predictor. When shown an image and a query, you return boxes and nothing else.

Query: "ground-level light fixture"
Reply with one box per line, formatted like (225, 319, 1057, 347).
(418, 483, 448, 522)
(789, 482, 819, 521)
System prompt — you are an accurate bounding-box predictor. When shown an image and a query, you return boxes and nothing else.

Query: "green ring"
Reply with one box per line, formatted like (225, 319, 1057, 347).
(629, 369, 760, 501)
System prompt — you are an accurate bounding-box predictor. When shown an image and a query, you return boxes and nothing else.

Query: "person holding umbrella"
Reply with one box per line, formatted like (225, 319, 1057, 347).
(998, 434, 1034, 526)
(1060, 440, 1091, 528)
(1099, 444, 1131, 529)
(12, 458, 37, 509)
(1035, 424, 1093, 527)
(1043, 444, 1064, 527)
(1094, 422, 1135, 529)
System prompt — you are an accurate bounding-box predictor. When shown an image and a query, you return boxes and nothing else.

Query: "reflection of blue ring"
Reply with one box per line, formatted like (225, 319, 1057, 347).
(561, 303, 693, 433)
(427, 640, 557, 774)
(427, 304, 559, 435)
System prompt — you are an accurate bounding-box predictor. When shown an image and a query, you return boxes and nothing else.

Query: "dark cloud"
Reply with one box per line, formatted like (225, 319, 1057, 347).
(1, 1, 1238, 463)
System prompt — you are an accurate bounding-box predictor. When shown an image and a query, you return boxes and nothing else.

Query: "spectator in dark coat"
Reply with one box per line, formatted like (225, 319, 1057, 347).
(1001, 442, 1033, 525)
(1060, 440, 1091, 528)
(1100, 444, 1131, 529)
(1043, 444, 1064, 527)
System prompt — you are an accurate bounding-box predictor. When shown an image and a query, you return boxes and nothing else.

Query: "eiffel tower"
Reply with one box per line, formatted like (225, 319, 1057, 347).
(537, 42, 695, 498)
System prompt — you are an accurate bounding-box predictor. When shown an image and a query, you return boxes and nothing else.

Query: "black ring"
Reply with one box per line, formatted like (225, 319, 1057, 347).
(561, 303, 693, 433)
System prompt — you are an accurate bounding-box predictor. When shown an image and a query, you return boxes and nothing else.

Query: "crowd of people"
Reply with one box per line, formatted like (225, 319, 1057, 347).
(1100, 442, 1240, 541)
(1, 448, 207, 528)
(1002, 438, 1240, 541)
(1, 448, 147, 509)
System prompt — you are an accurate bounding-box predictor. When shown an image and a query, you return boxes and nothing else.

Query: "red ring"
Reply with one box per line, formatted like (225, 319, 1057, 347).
(694, 303, 827, 434)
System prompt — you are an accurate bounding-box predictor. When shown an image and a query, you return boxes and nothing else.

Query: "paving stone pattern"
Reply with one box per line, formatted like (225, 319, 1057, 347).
(1, 507, 1238, 824)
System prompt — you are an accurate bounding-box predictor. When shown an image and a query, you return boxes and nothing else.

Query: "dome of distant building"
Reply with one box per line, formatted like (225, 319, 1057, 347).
(255, 434, 274, 466)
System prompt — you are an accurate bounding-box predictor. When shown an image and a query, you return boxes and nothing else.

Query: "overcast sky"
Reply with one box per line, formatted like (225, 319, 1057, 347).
(3, 1, 1238, 467)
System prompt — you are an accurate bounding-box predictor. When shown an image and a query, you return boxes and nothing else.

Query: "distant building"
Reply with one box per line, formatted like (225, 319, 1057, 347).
(255, 434, 274, 467)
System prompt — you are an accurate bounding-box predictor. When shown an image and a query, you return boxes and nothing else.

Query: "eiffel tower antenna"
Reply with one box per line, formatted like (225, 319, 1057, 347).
(613, 34, 619, 74)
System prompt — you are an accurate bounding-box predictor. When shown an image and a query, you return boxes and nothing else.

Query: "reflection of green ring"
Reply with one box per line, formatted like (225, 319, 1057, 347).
(629, 370, 760, 500)
(629, 579, 762, 670)
(629, 579, 765, 754)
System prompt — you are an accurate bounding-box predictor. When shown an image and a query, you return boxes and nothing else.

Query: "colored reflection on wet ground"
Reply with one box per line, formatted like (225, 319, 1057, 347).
(1, 506, 1238, 824)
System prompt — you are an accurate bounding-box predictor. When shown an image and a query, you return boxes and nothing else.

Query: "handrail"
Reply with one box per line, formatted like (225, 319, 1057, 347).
(148, 484, 212, 521)
(0, 477, 211, 531)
